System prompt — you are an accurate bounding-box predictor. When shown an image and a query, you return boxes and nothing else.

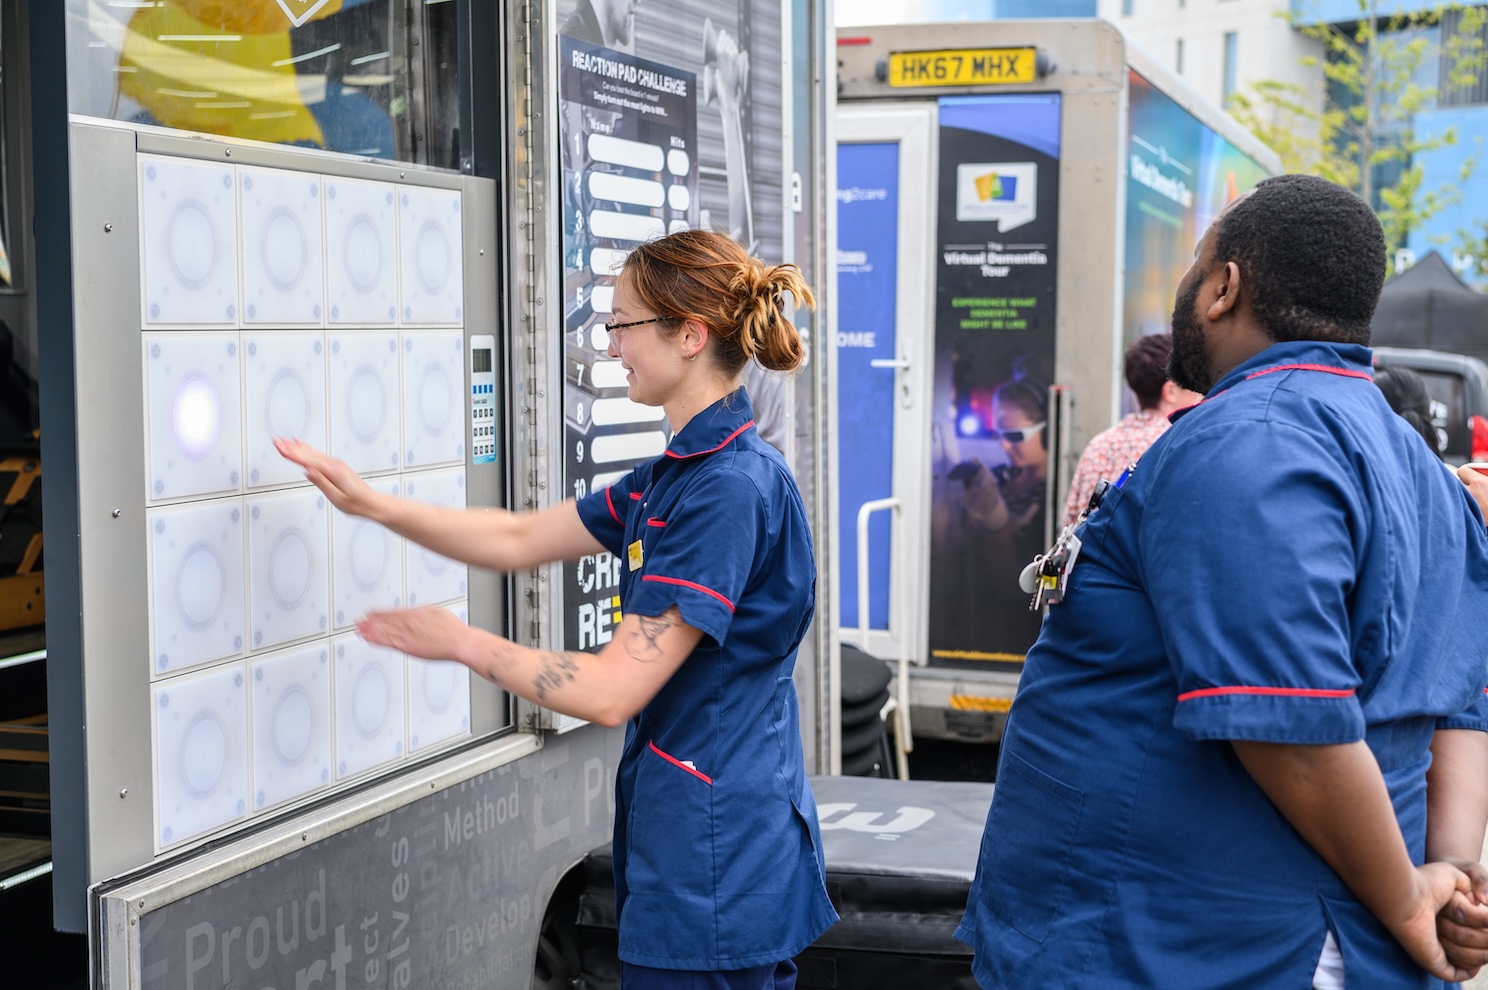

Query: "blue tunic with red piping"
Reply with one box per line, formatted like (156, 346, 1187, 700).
(955, 341, 1488, 988)
(576, 387, 838, 970)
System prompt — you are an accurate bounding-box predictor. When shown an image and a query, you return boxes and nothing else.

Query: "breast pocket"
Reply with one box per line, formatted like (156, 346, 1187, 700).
(625, 741, 715, 896)
(983, 750, 1086, 943)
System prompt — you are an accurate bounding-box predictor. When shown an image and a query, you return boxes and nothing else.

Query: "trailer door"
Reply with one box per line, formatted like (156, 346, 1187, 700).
(834, 104, 936, 667)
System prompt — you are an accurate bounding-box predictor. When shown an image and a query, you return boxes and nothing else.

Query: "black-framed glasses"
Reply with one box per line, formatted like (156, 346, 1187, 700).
(604, 315, 676, 345)
(989, 421, 1046, 444)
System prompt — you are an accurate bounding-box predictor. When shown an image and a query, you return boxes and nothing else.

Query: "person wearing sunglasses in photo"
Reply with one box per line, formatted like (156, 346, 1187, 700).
(954, 373, 1051, 567)
(277, 229, 834, 990)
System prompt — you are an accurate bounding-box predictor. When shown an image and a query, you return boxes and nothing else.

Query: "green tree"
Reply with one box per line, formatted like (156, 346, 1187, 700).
(1227, 1, 1486, 262)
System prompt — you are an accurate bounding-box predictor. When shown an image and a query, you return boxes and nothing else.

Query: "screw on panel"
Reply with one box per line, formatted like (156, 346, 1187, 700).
(112, 509, 121, 518)
(103, 223, 113, 233)
(119, 788, 128, 798)
(224, 149, 231, 157)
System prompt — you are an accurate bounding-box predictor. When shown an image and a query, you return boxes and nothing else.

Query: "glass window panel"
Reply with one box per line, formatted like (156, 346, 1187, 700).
(1222, 31, 1238, 101)
(0, 19, 11, 288)
(63, 0, 464, 168)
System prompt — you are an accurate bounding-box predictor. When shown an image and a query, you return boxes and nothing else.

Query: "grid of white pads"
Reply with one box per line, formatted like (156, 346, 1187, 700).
(153, 608, 473, 849)
(137, 152, 474, 850)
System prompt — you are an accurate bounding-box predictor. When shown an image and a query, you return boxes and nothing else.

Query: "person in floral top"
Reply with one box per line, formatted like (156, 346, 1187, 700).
(1060, 333, 1201, 528)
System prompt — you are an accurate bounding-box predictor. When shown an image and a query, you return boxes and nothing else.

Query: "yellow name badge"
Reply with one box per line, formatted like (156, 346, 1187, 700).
(887, 48, 1038, 88)
(628, 540, 643, 571)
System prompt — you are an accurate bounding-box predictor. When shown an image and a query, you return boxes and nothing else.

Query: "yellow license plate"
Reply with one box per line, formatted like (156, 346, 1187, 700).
(887, 48, 1038, 87)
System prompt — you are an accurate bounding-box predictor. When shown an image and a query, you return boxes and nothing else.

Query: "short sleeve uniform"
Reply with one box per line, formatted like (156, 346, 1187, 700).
(575, 387, 838, 970)
(955, 341, 1488, 989)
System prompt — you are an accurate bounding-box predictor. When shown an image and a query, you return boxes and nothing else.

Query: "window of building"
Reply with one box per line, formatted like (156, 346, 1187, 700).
(1440, 7, 1488, 107)
(1222, 31, 1238, 101)
(1176, 38, 1184, 75)
(62, 0, 465, 169)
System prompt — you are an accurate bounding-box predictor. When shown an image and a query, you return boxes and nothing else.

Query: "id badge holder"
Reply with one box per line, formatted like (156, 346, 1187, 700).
(1055, 532, 1082, 600)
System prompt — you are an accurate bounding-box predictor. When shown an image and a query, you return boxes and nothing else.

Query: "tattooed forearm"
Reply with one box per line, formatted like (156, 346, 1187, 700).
(627, 608, 681, 664)
(532, 651, 581, 701)
(482, 640, 525, 688)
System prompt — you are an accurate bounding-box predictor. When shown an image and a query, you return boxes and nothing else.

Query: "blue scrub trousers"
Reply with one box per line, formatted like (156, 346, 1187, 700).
(620, 960, 798, 990)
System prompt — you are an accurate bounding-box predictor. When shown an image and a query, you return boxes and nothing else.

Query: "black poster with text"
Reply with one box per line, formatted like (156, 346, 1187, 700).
(927, 94, 1061, 669)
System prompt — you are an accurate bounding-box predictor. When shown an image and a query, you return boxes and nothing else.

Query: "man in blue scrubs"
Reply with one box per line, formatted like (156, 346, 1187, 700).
(956, 175, 1488, 988)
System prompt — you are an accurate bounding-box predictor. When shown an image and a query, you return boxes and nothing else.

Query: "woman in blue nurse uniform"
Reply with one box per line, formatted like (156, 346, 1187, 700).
(278, 228, 837, 990)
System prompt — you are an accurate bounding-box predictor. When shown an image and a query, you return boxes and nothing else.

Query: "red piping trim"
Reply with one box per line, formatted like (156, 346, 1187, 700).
(1244, 363, 1373, 383)
(629, 492, 643, 501)
(648, 741, 713, 785)
(1177, 685, 1357, 703)
(642, 574, 736, 611)
(647, 518, 666, 528)
(1174, 363, 1374, 422)
(604, 487, 621, 525)
(665, 421, 754, 459)
(837, 36, 873, 45)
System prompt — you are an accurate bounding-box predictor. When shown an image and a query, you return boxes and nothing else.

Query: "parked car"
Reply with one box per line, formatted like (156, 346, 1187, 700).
(1373, 346, 1488, 465)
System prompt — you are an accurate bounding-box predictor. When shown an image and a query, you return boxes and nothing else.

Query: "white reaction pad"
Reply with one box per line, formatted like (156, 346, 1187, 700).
(408, 601, 471, 752)
(250, 643, 333, 810)
(327, 331, 401, 475)
(247, 488, 331, 651)
(333, 634, 405, 779)
(148, 498, 246, 677)
(325, 177, 398, 325)
(154, 664, 249, 848)
(400, 331, 465, 468)
(242, 332, 328, 488)
(239, 166, 326, 325)
(140, 156, 240, 325)
(401, 467, 468, 606)
(398, 185, 464, 324)
(144, 333, 243, 501)
(332, 477, 404, 630)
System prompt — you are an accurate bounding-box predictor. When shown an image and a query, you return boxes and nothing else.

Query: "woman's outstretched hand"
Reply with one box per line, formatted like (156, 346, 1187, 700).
(274, 436, 384, 519)
(357, 607, 471, 664)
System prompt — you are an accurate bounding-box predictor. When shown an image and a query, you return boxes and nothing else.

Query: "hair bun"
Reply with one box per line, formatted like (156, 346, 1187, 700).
(620, 229, 813, 377)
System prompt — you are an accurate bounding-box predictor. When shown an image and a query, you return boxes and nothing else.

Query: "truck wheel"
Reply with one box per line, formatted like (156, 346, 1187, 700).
(534, 894, 583, 990)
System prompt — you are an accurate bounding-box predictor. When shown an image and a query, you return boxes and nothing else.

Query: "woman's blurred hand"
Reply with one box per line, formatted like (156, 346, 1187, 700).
(274, 436, 385, 519)
(357, 607, 472, 665)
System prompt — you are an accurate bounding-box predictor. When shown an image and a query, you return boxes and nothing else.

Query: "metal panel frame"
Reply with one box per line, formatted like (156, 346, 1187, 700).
(65, 118, 511, 890)
(503, 0, 573, 733)
(32, 0, 87, 933)
(815, 0, 838, 776)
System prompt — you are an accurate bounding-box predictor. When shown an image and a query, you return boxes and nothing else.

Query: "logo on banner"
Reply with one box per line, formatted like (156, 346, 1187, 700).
(274, 0, 335, 28)
(956, 162, 1037, 231)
